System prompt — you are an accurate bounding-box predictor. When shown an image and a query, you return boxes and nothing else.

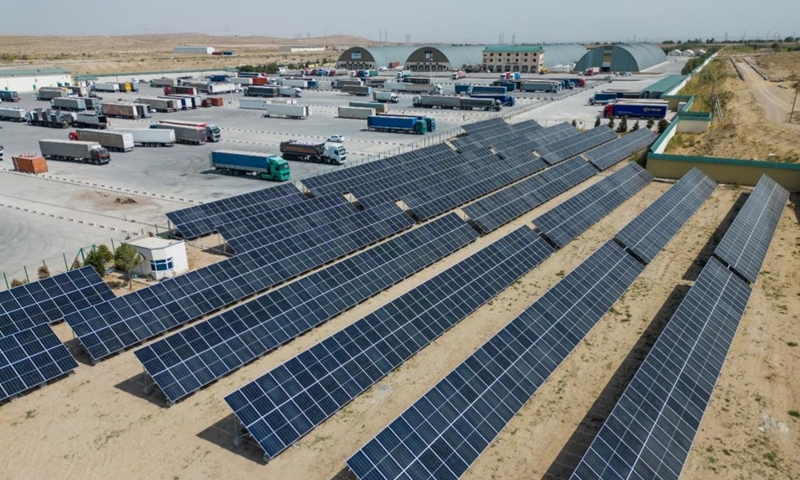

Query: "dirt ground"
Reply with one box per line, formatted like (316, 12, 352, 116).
(1, 163, 797, 480)
(667, 53, 800, 162)
(0, 34, 372, 74)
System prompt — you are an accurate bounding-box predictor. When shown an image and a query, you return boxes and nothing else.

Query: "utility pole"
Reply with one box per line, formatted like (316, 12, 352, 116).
(790, 82, 799, 123)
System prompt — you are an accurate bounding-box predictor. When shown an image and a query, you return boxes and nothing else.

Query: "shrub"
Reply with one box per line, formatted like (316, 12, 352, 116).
(37, 265, 51, 280)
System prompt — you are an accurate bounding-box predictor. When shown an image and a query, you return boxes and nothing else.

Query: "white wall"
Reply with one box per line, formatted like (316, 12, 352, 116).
(0, 74, 72, 93)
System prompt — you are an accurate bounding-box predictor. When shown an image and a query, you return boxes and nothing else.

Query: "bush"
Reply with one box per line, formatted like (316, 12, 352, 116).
(632, 120, 640, 131)
(70, 258, 82, 270)
(96, 244, 114, 263)
(10, 278, 27, 288)
(594, 117, 601, 128)
(37, 265, 51, 280)
(646, 118, 655, 130)
(571, 119, 577, 128)
(617, 116, 629, 133)
(608, 117, 615, 130)
(84, 249, 107, 278)
(657, 119, 670, 134)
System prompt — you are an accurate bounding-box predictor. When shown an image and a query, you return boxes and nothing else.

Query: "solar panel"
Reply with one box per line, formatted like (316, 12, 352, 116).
(616, 168, 717, 263)
(0, 266, 115, 337)
(527, 122, 580, 147)
(65, 204, 414, 362)
(347, 241, 645, 480)
(463, 157, 598, 233)
(134, 214, 479, 404)
(0, 324, 79, 402)
(538, 126, 618, 165)
(225, 226, 555, 459)
(585, 128, 658, 171)
(508, 120, 544, 136)
(534, 163, 654, 248)
(570, 257, 751, 480)
(166, 183, 306, 239)
(713, 174, 788, 283)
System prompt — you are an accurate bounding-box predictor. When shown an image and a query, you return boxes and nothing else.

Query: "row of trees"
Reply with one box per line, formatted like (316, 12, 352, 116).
(592, 116, 669, 134)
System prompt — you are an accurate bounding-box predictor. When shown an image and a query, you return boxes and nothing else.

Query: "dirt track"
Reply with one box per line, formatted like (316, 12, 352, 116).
(741, 57, 800, 126)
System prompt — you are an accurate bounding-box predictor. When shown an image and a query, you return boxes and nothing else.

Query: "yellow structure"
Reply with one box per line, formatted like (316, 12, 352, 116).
(647, 154, 800, 192)
(482, 46, 544, 73)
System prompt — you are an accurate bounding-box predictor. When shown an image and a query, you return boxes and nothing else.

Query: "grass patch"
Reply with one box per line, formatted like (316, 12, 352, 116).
(787, 341, 798, 347)
(788, 410, 800, 418)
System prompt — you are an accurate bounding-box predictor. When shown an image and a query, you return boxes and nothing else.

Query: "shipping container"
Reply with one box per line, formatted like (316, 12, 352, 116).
(12, 155, 48, 174)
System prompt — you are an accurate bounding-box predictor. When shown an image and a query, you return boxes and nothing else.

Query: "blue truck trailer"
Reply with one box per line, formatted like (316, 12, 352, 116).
(454, 84, 471, 95)
(491, 81, 517, 92)
(209, 150, 290, 181)
(367, 115, 429, 134)
(470, 93, 515, 107)
(591, 92, 620, 105)
(469, 85, 507, 95)
(603, 102, 668, 119)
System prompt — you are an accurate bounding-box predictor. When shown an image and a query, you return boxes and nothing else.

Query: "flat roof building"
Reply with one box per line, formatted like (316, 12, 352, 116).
(127, 237, 189, 281)
(0, 68, 72, 93)
(483, 45, 544, 73)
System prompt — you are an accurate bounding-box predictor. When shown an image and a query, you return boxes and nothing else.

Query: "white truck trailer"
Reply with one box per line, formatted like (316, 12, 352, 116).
(112, 128, 175, 147)
(338, 106, 376, 119)
(72, 129, 135, 152)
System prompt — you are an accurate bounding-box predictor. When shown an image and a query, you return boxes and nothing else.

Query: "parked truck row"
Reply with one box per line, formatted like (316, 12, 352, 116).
(69, 129, 134, 152)
(412, 95, 501, 111)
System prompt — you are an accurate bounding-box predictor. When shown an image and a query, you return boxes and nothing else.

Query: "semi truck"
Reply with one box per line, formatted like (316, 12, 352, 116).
(279, 140, 347, 165)
(469, 85, 507, 95)
(151, 78, 176, 87)
(412, 95, 501, 111)
(70, 129, 134, 152)
(239, 99, 311, 119)
(338, 106, 376, 119)
(160, 94, 199, 110)
(602, 102, 668, 119)
(454, 84, 471, 95)
(206, 83, 237, 94)
(586, 67, 600, 76)
(163, 86, 199, 96)
(384, 82, 443, 94)
(150, 123, 206, 145)
(373, 91, 399, 103)
(112, 128, 175, 147)
(519, 81, 561, 93)
(27, 109, 76, 128)
(101, 102, 149, 119)
(452, 71, 466, 80)
(39, 139, 110, 164)
(350, 101, 388, 114)
(470, 94, 515, 107)
(0, 91, 20, 102)
(136, 97, 178, 112)
(396, 70, 411, 79)
(74, 112, 109, 129)
(244, 86, 302, 98)
(157, 120, 220, 142)
(342, 85, 372, 96)
(36, 87, 67, 101)
(591, 92, 619, 105)
(281, 79, 308, 88)
(209, 150, 290, 181)
(52, 97, 87, 112)
(367, 115, 429, 135)
(93, 83, 120, 93)
(0, 107, 27, 122)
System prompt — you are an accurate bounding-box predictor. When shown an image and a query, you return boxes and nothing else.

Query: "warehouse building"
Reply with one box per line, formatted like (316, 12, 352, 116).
(279, 45, 326, 53)
(173, 46, 215, 54)
(336, 46, 418, 70)
(406, 46, 483, 72)
(0, 68, 72, 93)
(541, 44, 589, 69)
(483, 45, 544, 73)
(575, 43, 667, 72)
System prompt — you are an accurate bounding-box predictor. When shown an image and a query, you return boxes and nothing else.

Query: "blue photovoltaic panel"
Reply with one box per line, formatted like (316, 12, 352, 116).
(463, 157, 598, 233)
(570, 257, 751, 480)
(134, 214, 478, 403)
(166, 183, 306, 239)
(584, 128, 658, 171)
(225, 227, 555, 459)
(347, 242, 644, 480)
(0, 267, 115, 337)
(0, 324, 79, 402)
(713, 174, 788, 283)
(534, 163, 654, 248)
(66, 204, 414, 362)
(537, 126, 617, 165)
(616, 168, 717, 263)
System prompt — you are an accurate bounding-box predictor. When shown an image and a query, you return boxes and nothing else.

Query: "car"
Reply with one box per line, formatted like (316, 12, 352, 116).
(327, 135, 345, 143)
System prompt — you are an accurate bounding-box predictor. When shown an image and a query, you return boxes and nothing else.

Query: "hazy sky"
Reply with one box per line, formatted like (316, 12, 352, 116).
(1, 0, 798, 43)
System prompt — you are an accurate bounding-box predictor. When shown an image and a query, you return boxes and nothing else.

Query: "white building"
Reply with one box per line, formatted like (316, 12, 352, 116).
(127, 237, 189, 280)
(668, 49, 683, 56)
(682, 49, 696, 57)
(0, 68, 72, 93)
(173, 46, 215, 54)
(279, 45, 325, 53)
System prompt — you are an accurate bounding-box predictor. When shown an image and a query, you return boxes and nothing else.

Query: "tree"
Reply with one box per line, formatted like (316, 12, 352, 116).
(617, 116, 629, 133)
(84, 249, 107, 278)
(785, 37, 795, 43)
(37, 264, 51, 280)
(594, 117, 601, 128)
(96, 244, 114, 263)
(571, 119, 577, 128)
(114, 243, 142, 290)
(657, 119, 669, 134)
(663, 40, 675, 45)
(772, 42, 780, 51)
(608, 117, 615, 130)
(646, 118, 655, 130)
(632, 120, 640, 131)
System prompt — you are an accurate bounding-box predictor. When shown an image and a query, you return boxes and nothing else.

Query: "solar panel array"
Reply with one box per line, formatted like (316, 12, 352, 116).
(570, 257, 751, 480)
(584, 128, 659, 171)
(348, 242, 645, 480)
(616, 168, 717, 263)
(65, 203, 414, 362)
(508, 120, 544, 136)
(537, 126, 618, 165)
(166, 183, 306, 239)
(526, 122, 580, 147)
(713, 174, 788, 284)
(0, 324, 79, 402)
(225, 226, 556, 459)
(463, 157, 599, 233)
(135, 214, 479, 403)
(0, 267, 115, 337)
(534, 163, 654, 248)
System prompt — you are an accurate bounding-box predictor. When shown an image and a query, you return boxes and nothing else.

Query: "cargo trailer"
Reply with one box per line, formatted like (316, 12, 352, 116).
(338, 106, 376, 119)
(403, 77, 431, 84)
(136, 97, 177, 112)
(36, 87, 67, 101)
(84, 98, 100, 110)
(231, 77, 253, 85)
(245, 86, 280, 97)
(412, 95, 500, 111)
(208, 75, 230, 83)
(454, 84, 471, 95)
(519, 81, 561, 93)
(281, 79, 308, 88)
(342, 85, 372, 96)
(210, 150, 290, 181)
(164, 86, 199, 96)
(261, 104, 311, 119)
(65, 86, 89, 97)
(602, 103, 667, 119)
(70, 129, 134, 152)
(151, 78, 176, 87)
(0, 90, 21, 102)
(372, 91, 399, 103)
(350, 101, 388, 114)
(207, 83, 237, 94)
(150, 124, 206, 145)
(74, 112, 108, 129)
(367, 115, 427, 135)
(157, 120, 220, 142)
(591, 92, 620, 105)
(101, 101, 145, 119)
(469, 85, 507, 95)
(112, 128, 175, 147)
(93, 83, 120, 93)
(27, 109, 76, 128)
(52, 97, 87, 112)
(470, 93, 515, 106)
(39, 139, 110, 164)
(279, 140, 346, 165)
(0, 107, 27, 122)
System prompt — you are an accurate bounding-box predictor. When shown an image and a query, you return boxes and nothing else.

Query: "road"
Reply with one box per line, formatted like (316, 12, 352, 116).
(740, 57, 800, 128)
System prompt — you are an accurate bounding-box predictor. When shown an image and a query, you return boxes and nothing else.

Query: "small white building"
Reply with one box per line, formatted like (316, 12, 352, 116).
(173, 46, 215, 54)
(681, 49, 696, 57)
(697, 49, 707, 56)
(0, 68, 72, 93)
(127, 237, 189, 280)
(668, 49, 683, 56)
(279, 45, 326, 53)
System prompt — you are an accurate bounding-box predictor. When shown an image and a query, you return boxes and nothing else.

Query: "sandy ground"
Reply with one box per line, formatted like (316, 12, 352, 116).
(667, 54, 800, 162)
(1, 161, 797, 480)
